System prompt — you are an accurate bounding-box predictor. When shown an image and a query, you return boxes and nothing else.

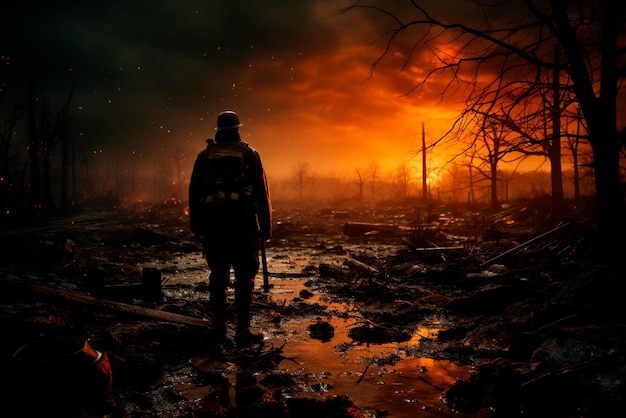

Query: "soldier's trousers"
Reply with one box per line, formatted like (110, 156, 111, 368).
(205, 244, 260, 333)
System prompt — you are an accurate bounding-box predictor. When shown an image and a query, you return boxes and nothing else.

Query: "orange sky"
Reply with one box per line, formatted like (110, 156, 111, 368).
(178, 4, 473, 181)
(5, 1, 482, 183)
(7, 1, 605, 186)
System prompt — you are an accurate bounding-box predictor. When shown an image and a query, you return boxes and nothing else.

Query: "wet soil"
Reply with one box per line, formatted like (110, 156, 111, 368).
(1, 199, 625, 417)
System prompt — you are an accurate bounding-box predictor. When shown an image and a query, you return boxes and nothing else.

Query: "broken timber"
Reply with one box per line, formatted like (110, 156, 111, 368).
(343, 222, 404, 237)
(0, 277, 212, 329)
(479, 221, 572, 267)
(344, 257, 379, 275)
(412, 246, 465, 252)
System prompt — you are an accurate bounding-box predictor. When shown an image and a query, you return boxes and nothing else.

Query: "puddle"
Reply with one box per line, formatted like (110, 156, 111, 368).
(153, 250, 489, 417)
(262, 276, 483, 417)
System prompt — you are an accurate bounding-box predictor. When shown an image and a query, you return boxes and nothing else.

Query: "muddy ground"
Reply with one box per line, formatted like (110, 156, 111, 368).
(1, 198, 625, 417)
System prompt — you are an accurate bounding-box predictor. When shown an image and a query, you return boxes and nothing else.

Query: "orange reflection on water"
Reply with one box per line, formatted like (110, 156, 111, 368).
(264, 277, 486, 417)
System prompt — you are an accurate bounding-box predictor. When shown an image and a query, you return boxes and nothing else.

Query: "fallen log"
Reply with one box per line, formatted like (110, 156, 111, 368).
(344, 257, 379, 275)
(0, 276, 212, 329)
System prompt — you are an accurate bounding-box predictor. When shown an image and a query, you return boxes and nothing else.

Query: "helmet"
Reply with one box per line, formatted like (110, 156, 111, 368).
(215, 110, 243, 132)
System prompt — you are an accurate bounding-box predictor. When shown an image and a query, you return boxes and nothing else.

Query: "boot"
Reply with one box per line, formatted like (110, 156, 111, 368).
(234, 277, 263, 347)
(210, 291, 229, 344)
(209, 315, 232, 355)
(235, 327, 264, 347)
(234, 298, 263, 347)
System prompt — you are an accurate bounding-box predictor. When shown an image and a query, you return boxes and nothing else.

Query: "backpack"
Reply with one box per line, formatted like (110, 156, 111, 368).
(203, 140, 253, 206)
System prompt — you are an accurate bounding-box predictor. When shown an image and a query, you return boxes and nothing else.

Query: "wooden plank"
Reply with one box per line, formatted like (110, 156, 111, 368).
(413, 246, 465, 251)
(344, 257, 379, 275)
(0, 276, 212, 329)
(343, 222, 400, 237)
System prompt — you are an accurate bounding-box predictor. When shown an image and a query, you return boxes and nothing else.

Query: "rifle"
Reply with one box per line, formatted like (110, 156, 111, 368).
(261, 238, 270, 293)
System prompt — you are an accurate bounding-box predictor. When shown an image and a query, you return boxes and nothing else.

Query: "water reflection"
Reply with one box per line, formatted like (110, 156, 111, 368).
(264, 277, 485, 417)
(162, 253, 488, 417)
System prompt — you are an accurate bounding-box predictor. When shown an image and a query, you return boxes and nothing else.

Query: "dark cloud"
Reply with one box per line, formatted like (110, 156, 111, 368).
(3, 2, 346, 159)
(1, 1, 468, 179)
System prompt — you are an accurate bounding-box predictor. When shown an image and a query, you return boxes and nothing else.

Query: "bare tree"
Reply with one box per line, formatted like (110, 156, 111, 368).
(476, 123, 507, 210)
(366, 161, 379, 200)
(0, 102, 21, 214)
(393, 162, 411, 199)
(289, 161, 311, 200)
(487, 45, 576, 217)
(27, 86, 42, 211)
(56, 90, 75, 211)
(341, 0, 626, 254)
(439, 161, 466, 205)
(25, 86, 75, 213)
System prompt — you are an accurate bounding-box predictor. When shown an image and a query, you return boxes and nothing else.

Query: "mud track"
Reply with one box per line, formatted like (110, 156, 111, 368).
(1, 200, 625, 417)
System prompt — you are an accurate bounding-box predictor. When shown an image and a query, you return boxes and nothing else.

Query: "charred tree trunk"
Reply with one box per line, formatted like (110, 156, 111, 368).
(490, 157, 499, 210)
(42, 105, 55, 213)
(0, 105, 19, 214)
(468, 161, 475, 211)
(61, 132, 69, 211)
(72, 142, 77, 206)
(489, 134, 500, 211)
(422, 121, 427, 202)
(589, 2, 626, 253)
(550, 46, 565, 218)
(27, 86, 42, 212)
(552, 0, 625, 254)
(572, 114, 581, 202)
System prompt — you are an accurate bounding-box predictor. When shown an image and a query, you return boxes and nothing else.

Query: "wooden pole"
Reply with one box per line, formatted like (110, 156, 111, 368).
(422, 121, 428, 202)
